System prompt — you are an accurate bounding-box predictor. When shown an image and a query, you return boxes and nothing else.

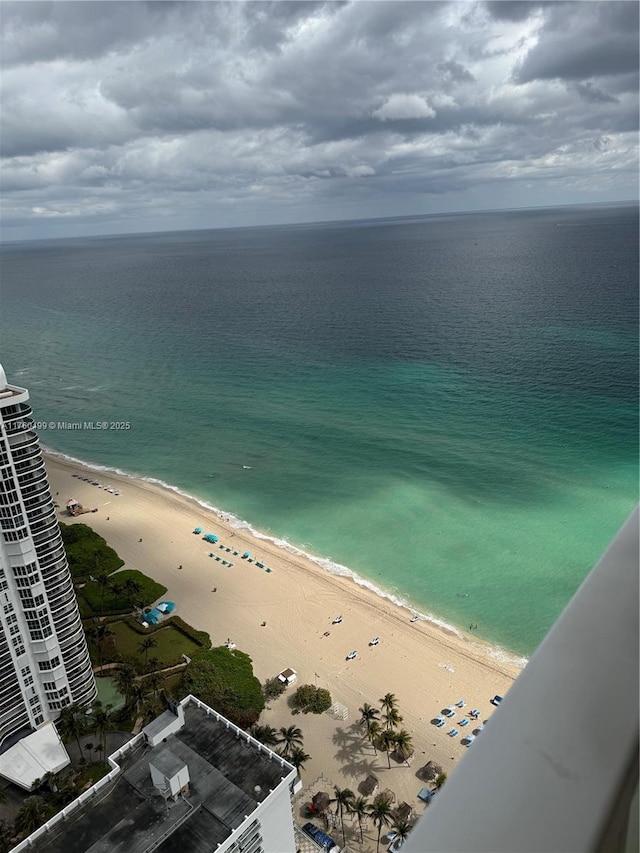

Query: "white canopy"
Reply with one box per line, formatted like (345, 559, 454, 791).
(0, 723, 70, 790)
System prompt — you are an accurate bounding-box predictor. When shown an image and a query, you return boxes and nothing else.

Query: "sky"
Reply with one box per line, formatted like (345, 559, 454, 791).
(1, 0, 638, 241)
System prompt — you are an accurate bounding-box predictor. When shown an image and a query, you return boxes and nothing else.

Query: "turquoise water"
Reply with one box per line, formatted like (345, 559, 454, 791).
(2, 204, 637, 659)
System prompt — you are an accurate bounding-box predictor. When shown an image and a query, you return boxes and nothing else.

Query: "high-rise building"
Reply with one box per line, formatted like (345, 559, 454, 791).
(0, 364, 96, 748)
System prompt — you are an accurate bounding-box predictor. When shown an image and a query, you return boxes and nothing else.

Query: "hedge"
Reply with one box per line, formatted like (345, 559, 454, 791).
(121, 614, 211, 649)
(80, 570, 167, 615)
(60, 522, 124, 580)
(179, 647, 264, 728)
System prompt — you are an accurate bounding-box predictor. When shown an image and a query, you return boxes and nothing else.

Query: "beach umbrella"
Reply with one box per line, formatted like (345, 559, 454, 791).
(379, 789, 396, 805)
(359, 774, 378, 796)
(420, 761, 443, 781)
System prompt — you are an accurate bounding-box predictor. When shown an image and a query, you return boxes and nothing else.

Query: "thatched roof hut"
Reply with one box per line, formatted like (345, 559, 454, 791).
(359, 774, 379, 796)
(378, 788, 396, 806)
(312, 791, 331, 813)
(419, 761, 443, 781)
(395, 802, 412, 822)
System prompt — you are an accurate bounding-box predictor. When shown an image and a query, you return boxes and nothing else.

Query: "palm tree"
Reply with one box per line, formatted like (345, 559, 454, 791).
(91, 623, 114, 667)
(146, 671, 165, 697)
(392, 729, 413, 765)
(379, 729, 397, 769)
(379, 692, 398, 716)
(277, 725, 303, 757)
(349, 795, 369, 843)
(434, 771, 447, 790)
(57, 702, 87, 760)
(288, 746, 310, 773)
(92, 704, 113, 757)
(14, 796, 50, 835)
(368, 719, 381, 755)
(382, 706, 403, 731)
(114, 664, 137, 705)
(123, 577, 142, 608)
(250, 725, 280, 747)
(358, 702, 380, 739)
(368, 795, 393, 853)
(138, 636, 158, 669)
(389, 817, 412, 844)
(333, 786, 355, 847)
(95, 573, 111, 610)
(0, 817, 12, 853)
(84, 742, 94, 763)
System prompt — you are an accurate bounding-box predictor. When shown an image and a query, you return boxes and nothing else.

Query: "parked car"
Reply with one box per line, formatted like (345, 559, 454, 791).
(346, 650, 357, 660)
(302, 822, 340, 853)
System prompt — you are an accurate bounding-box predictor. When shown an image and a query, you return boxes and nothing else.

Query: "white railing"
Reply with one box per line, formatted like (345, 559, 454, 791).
(406, 506, 639, 853)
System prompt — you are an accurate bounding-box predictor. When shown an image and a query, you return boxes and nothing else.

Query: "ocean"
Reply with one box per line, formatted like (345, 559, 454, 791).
(1, 203, 638, 660)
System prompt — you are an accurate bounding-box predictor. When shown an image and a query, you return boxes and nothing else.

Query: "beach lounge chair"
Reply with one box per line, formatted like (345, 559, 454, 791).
(434, 716, 446, 727)
(459, 719, 469, 727)
(455, 699, 466, 708)
(470, 708, 480, 719)
(443, 706, 456, 718)
(448, 728, 459, 738)
(193, 527, 202, 534)
(242, 552, 250, 558)
(461, 734, 476, 746)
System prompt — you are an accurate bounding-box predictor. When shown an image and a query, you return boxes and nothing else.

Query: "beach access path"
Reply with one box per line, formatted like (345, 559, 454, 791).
(46, 454, 522, 823)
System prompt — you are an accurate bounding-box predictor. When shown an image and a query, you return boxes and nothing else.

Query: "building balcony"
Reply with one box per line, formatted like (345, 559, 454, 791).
(13, 447, 45, 471)
(32, 525, 61, 549)
(3, 418, 35, 436)
(20, 478, 50, 502)
(7, 431, 39, 453)
(405, 507, 639, 853)
(1, 403, 32, 422)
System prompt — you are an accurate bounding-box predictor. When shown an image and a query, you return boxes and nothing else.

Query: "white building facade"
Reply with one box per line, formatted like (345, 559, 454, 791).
(0, 364, 96, 746)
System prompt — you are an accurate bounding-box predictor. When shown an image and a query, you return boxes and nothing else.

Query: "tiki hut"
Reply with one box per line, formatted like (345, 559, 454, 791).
(378, 788, 396, 806)
(312, 791, 331, 814)
(395, 802, 413, 822)
(419, 761, 443, 781)
(359, 774, 379, 797)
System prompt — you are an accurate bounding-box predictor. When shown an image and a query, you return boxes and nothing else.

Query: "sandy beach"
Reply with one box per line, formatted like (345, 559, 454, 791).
(47, 452, 522, 830)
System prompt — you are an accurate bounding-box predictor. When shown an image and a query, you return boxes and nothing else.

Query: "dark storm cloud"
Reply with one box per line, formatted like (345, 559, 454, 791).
(516, 2, 640, 81)
(1, 1, 637, 240)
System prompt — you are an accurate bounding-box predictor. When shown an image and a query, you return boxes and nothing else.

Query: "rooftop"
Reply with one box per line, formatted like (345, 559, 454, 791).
(34, 700, 295, 853)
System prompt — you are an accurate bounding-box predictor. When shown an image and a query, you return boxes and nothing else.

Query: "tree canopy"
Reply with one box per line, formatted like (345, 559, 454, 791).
(180, 646, 264, 728)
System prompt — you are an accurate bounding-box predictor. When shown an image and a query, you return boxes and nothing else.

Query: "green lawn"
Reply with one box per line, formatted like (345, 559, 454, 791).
(74, 762, 110, 789)
(81, 569, 167, 615)
(109, 622, 200, 667)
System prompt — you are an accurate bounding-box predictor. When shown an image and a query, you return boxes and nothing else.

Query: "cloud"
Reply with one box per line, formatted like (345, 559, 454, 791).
(373, 94, 436, 122)
(0, 0, 637, 240)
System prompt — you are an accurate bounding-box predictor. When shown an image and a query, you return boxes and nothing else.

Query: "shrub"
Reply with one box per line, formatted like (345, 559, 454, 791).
(262, 677, 286, 701)
(80, 570, 167, 615)
(60, 522, 124, 580)
(179, 647, 264, 727)
(291, 684, 332, 714)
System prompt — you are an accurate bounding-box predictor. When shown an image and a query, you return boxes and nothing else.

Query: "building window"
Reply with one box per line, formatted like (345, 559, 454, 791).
(38, 656, 60, 671)
(43, 681, 56, 692)
(34, 714, 44, 725)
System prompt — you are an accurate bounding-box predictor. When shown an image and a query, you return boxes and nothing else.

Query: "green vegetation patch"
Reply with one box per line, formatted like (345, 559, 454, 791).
(291, 684, 332, 714)
(60, 522, 124, 580)
(180, 647, 265, 728)
(80, 569, 167, 615)
(109, 622, 200, 667)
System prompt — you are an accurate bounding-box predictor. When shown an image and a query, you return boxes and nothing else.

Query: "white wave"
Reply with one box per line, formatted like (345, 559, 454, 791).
(42, 446, 528, 668)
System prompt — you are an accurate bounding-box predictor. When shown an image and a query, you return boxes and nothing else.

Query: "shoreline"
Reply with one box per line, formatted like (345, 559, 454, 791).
(44, 447, 524, 808)
(43, 445, 527, 669)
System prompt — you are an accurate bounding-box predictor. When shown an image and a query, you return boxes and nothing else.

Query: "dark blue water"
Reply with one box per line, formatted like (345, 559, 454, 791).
(2, 203, 637, 657)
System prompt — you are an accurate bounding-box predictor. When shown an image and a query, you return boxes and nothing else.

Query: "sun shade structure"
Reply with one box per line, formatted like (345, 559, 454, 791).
(312, 791, 332, 813)
(419, 761, 443, 781)
(360, 774, 379, 796)
(0, 723, 70, 791)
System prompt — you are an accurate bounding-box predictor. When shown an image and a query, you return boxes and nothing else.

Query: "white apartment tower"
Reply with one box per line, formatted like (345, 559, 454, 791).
(0, 364, 96, 747)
